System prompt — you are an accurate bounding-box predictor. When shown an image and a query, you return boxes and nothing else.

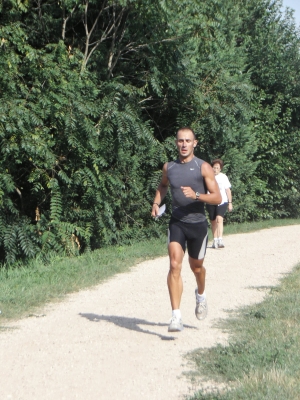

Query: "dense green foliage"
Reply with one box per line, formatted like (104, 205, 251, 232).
(0, 0, 299, 263)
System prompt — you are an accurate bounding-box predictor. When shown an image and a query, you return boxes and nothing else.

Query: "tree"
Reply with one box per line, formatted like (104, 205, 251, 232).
(1, 0, 299, 263)
(239, 0, 300, 218)
(0, 10, 166, 263)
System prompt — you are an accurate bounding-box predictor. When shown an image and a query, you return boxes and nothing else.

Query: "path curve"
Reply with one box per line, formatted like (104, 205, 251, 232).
(1, 225, 300, 399)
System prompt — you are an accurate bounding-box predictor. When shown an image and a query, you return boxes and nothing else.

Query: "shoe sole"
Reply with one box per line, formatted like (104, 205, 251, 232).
(168, 326, 184, 332)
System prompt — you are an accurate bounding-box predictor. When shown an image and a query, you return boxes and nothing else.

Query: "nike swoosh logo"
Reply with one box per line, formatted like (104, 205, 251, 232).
(190, 168, 195, 170)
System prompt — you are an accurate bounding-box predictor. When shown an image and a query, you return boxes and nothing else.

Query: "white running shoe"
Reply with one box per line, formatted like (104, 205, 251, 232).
(168, 316, 184, 332)
(218, 239, 225, 248)
(212, 240, 218, 249)
(195, 289, 208, 320)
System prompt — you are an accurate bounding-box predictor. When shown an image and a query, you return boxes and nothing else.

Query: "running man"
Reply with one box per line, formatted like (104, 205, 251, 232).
(151, 127, 221, 332)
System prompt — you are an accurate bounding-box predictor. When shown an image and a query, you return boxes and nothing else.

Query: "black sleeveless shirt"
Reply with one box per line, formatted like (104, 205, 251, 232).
(167, 156, 207, 223)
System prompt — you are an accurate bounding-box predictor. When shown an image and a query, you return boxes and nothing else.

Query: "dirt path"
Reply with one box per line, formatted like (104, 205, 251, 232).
(1, 225, 300, 399)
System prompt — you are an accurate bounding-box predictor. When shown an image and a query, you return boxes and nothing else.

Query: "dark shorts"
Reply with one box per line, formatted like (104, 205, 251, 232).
(168, 217, 208, 260)
(206, 203, 228, 221)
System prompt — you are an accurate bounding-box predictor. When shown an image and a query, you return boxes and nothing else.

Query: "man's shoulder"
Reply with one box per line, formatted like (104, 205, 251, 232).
(217, 172, 227, 179)
(192, 156, 206, 167)
(167, 159, 180, 169)
(216, 173, 230, 183)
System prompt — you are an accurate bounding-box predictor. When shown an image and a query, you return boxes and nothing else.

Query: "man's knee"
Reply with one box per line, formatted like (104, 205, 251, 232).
(192, 266, 205, 274)
(169, 259, 182, 275)
(189, 258, 204, 272)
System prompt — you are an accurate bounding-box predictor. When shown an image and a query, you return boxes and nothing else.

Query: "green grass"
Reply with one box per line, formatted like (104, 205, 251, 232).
(0, 236, 168, 322)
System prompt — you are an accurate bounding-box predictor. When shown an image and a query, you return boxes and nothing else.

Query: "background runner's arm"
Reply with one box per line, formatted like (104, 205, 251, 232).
(226, 187, 233, 211)
(151, 163, 169, 217)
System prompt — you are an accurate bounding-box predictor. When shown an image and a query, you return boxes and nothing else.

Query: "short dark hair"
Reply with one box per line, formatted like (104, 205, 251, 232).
(176, 127, 196, 139)
(211, 158, 224, 169)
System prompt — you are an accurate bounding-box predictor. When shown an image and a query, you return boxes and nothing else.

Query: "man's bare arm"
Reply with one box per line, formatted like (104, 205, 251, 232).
(151, 163, 169, 217)
(201, 162, 221, 204)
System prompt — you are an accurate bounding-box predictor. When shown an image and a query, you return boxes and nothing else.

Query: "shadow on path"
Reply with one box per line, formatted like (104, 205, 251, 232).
(79, 313, 197, 341)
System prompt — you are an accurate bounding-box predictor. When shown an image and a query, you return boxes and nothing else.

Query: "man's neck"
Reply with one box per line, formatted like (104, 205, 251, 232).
(179, 155, 194, 164)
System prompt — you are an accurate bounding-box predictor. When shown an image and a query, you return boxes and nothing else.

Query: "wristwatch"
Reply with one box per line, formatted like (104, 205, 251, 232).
(195, 192, 200, 200)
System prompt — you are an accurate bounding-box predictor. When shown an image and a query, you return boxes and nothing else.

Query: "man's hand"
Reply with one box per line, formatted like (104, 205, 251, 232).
(181, 186, 196, 199)
(151, 203, 160, 218)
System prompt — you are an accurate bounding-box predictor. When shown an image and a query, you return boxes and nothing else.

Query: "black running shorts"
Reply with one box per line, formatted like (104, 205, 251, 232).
(168, 217, 208, 260)
(206, 203, 228, 221)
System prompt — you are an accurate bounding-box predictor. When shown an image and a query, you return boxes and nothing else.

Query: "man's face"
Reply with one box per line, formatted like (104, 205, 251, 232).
(212, 163, 221, 175)
(176, 129, 197, 160)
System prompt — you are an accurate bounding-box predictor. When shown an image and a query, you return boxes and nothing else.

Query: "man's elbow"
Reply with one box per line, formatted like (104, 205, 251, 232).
(157, 183, 169, 193)
(213, 193, 222, 205)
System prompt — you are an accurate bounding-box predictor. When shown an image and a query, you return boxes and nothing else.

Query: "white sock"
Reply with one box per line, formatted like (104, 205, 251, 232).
(196, 290, 206, 303)
(218, 237, 222, 241)
(172, 309, 181, 319)
(214, 238, 218, 242)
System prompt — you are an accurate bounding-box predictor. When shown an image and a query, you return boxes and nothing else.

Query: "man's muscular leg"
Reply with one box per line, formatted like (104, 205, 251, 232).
(167, 242, 184, 309)
(189, 257, 206, 294)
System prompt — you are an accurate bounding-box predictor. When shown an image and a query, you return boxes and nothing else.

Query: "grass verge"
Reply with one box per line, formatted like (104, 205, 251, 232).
(0, 218, 299, 327)
(0, 236, 167, 323)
